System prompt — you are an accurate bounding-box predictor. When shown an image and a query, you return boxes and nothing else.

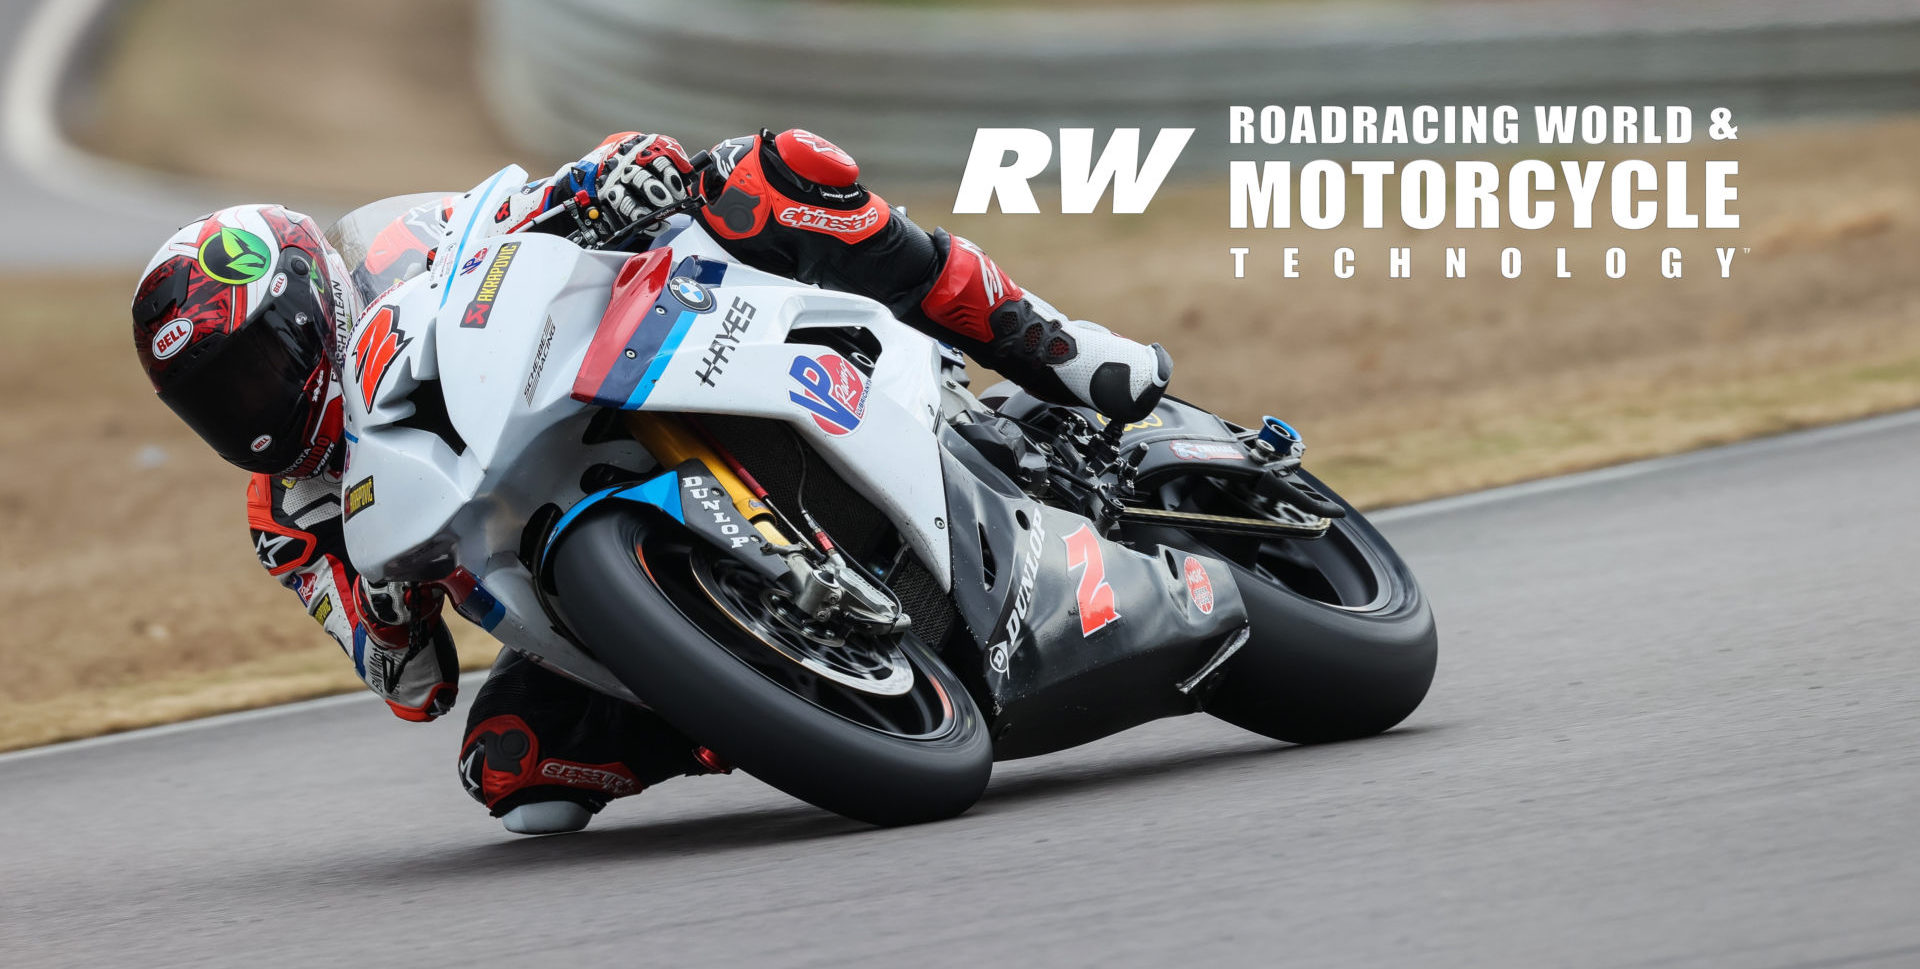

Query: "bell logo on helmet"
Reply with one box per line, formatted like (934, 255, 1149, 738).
(150, 318, 195, 360)
(249, 434, 273, 453)
(197, 227, 272, 285)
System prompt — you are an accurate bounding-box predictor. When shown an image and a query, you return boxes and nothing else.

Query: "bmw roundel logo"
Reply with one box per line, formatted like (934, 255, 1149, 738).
(667, 275, 714, 312)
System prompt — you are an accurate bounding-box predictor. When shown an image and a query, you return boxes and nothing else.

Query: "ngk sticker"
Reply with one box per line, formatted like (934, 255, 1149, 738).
(1183, 556, 1215, 614)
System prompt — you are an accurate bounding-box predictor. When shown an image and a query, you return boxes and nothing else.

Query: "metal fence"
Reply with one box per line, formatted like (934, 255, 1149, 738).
(481, 0, 1920, 181)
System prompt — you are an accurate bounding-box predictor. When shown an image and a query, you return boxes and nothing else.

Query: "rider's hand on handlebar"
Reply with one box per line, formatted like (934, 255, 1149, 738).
(596, 133, 698, 244)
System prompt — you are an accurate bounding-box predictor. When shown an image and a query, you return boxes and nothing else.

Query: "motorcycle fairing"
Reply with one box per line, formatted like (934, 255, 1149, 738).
(563, 223, 956, 589)
(936, 427, 1250, 759)
(539, 459, 785, 582)
(572, 253, 730, 410)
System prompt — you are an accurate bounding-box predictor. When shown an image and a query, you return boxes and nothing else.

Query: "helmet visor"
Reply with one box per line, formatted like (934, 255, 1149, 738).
(155, 293, 328, 474)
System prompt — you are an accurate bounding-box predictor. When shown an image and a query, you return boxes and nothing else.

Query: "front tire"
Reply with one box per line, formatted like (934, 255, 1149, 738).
(549, 507, 992, 827)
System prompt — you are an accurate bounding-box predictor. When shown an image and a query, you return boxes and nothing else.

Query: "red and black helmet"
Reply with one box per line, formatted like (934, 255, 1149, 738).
(132, 205, 354, 477)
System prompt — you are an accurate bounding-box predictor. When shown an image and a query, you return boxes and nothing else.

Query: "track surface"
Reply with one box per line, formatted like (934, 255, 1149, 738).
(5, 414, 1920, 968)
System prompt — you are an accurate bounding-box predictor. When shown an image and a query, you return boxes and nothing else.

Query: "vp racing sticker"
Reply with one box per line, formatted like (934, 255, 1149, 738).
(788, 352, 867, 436)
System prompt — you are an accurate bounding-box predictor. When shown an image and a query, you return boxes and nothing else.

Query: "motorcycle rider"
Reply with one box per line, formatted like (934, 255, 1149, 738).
(130, 128, 1173, 835)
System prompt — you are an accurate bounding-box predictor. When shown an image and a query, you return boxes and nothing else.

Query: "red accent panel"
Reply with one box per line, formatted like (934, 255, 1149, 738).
(464, 714, 541, 808)
(572, 249, 673, 402)
(244, 474, 318, 576)
(387, 681, 454, 722)
(1063, 523, 1121, 636)
(918, 235, 1024, 342)
(699, 139, 775, 241)
(774, 129, 859, 187)
(351, 306, 411, 411)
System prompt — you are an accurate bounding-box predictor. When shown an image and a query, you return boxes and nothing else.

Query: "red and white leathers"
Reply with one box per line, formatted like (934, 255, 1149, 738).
(688, 129, 1173, 423)
(245, 464, 458, 722)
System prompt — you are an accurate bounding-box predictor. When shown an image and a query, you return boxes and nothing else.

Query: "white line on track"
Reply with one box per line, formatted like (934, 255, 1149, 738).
(1369, 407, 1920, 524)
(6, 409, 1915, 767)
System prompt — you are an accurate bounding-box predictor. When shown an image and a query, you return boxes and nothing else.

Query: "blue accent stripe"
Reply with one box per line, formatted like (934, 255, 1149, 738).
(622, 472, 685, 522)
(437, 168, 514, 310)
(547, 485, 623, 551)
(624, 310, 697, 408)
(350, 626, 367, 678)
(538, 472, 685, 572)
(478, 598, 506, 632)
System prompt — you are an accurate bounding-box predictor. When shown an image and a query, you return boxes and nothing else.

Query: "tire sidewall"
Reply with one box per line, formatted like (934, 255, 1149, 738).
(549, 506, 993, 826)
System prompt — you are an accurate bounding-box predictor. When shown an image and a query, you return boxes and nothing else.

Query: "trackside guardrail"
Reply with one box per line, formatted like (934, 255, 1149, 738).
(480, 0, 1920, 181)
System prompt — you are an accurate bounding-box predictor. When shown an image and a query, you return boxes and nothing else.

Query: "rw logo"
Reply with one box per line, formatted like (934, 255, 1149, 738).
(953, 128, 1192, 215)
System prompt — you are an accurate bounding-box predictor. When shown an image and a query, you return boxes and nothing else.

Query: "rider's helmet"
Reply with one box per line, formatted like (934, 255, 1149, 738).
(131, 205, 356, 478)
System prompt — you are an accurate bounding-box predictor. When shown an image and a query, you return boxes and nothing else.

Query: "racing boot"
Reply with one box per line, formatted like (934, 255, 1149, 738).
(459, 651, 724, 835)
(916, 233, 1172, 425)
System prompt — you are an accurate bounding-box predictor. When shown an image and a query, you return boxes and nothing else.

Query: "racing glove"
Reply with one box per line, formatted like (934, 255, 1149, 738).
(353, 577, 459, 722)
(593, 133, 697, 244)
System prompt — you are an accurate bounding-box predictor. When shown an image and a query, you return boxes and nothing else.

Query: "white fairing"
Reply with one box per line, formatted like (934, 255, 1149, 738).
(339, 168, 955, 695)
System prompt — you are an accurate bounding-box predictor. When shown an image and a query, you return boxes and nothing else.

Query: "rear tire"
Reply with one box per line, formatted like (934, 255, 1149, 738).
(549, 507, 992, 826)
(1146, 471, 1437, 744)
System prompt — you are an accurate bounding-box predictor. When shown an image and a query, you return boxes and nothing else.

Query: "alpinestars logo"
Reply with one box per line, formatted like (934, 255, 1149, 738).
(777, 204, 880, 236)
(252, 529, 298, 571)
(352, 306, 410, 410)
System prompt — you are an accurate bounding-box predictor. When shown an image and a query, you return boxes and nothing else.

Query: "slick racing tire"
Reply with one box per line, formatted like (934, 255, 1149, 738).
(1142, 470, 1438, 744)
(549, 506, 992, 827)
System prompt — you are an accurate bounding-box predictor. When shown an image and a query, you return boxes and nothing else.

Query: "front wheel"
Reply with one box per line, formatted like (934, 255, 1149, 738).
(549, 506, 992, 826)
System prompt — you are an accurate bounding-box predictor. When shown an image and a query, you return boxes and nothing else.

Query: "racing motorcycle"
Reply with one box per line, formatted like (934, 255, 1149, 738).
(326, 160, 1437, 827)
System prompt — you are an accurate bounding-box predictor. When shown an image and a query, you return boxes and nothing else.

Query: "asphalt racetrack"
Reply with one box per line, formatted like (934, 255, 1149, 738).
(4, 412, 1919, 968)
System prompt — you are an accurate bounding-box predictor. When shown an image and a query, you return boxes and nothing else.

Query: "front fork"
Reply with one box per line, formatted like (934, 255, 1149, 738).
(623, 413, 909, 634)
(624, 412, 788, 547)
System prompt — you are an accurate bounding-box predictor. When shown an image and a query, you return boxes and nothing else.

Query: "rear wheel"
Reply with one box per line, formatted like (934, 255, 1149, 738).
(1134, 470, 1437, 744)
(550, 506, 992, 826)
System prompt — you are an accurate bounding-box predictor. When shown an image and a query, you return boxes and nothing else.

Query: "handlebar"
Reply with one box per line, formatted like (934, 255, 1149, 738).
(554, 149, 718, 251)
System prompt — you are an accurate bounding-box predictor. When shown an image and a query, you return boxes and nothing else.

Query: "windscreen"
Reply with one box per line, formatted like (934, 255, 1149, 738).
(324, 193, 453, 308)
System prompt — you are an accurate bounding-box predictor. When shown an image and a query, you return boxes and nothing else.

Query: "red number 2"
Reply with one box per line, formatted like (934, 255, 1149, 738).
(1063, 523, 1121, 636)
